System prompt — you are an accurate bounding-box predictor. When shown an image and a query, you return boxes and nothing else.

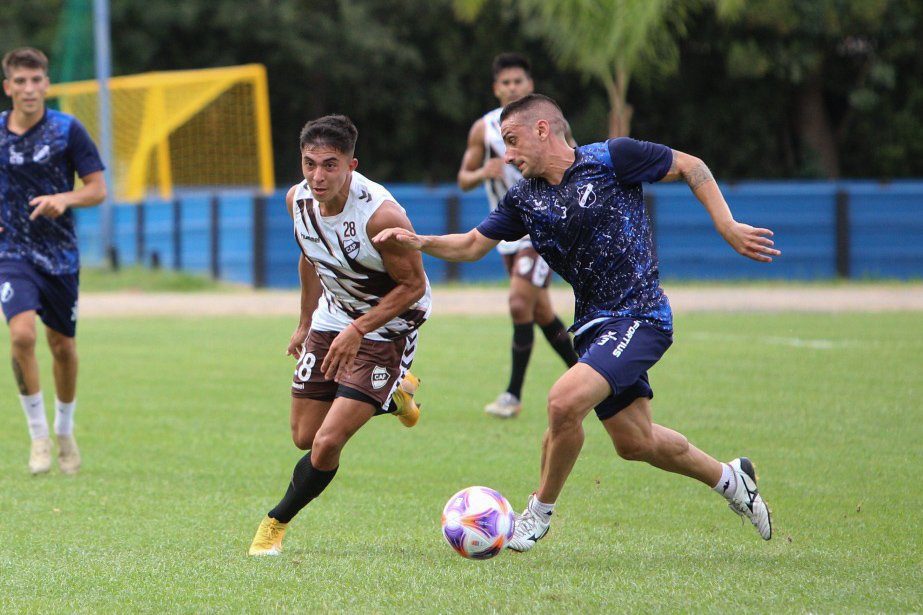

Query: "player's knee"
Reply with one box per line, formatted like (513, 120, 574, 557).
(9, 328, 37, 355)
(508, 292, 534, 321)
(47, 338, 76, 362)
(546, 395, 581, 433)
(310, 432, 344, 466)
(291, 429, 312, 450)
(613, 435, 654, 462)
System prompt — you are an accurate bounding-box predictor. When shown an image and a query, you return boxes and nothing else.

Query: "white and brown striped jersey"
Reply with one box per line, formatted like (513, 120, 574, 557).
(292, 172, 432, 340)
(483, 106, 528, 255)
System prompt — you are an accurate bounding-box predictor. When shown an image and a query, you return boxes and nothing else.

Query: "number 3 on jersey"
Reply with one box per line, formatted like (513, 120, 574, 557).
(295, 351, 317, 383)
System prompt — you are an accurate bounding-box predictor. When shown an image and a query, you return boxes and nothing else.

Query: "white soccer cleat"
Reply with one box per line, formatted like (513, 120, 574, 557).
(57, 434, 82, 475)
(484, 392, 521, 419)
(29, 437, 52, 475)
(726, 457, 772, 540)
(506, 494, 551, 552)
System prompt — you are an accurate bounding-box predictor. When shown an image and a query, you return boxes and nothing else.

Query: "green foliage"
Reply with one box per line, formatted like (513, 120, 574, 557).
(0, 310, 921, 611)
(3, 0, 923, 179)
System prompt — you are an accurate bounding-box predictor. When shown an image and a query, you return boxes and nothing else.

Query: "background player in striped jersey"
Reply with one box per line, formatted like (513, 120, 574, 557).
(457, 53, 578, 419)
(1, 47, 106, 475)
(249, 115, 431, 556)
(376, 94, 776, 551)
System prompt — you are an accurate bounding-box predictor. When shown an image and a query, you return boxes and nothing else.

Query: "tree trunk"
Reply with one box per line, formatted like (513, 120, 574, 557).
(605, 68, 633, 138)
(795, 69, 840, 178)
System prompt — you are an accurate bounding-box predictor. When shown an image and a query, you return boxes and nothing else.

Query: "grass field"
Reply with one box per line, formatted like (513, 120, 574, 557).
(1, 308, 921, 613)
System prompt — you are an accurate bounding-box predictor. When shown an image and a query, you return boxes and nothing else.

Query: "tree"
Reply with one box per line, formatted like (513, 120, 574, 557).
(453, 0, 703, 137)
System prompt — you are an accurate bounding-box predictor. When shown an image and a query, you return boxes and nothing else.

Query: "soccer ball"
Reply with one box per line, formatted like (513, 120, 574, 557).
(441, 486, 515, 559)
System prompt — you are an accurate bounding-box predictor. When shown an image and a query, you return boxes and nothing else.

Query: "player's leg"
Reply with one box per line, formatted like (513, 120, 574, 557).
(1, 262, 52, 474)
(40, 270, 81, 474)
(530, 261, 578, 368)
(508, 362, 608, 552)
(601, 397, 771, 539)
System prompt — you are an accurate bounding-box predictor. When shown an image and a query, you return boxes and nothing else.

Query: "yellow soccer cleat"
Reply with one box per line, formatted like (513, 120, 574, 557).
(392, 371, 421, 428)
(248, 516, 288, 556)
(57, 434, 81, 475)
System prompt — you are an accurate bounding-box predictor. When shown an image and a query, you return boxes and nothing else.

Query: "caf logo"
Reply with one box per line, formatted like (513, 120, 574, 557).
(371, 365, 390, 390)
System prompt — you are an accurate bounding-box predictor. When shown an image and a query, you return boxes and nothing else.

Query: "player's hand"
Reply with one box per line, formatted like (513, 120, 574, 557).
(481, 158, 506, 180)
(321, 325, 362, 382)
(29, 194, 69, 220)
(372, 228, 422, 251)
(721, 221, 781, 262)
(287, 326, 310, 359)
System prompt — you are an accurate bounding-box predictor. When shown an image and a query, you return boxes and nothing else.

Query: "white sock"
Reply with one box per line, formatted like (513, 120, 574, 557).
(54, 398, 77, 436)
(530, 496, 555, 520)
(20, 392, 49, 440)
(713, 462, 737, 498)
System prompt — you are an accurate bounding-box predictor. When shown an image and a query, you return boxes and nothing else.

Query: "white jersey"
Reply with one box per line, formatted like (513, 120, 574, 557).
(292, 172, 432, 340)
(482, 107, 529, 255)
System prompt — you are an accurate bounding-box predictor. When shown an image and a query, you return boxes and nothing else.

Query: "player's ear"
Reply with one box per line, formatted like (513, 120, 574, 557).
(349, 158, 359, 171)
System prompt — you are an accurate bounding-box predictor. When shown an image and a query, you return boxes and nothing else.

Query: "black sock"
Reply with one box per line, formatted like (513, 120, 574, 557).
(268, 452, 338, 523)
(507, 322, 534, 399)
(541, 316, 579, 367)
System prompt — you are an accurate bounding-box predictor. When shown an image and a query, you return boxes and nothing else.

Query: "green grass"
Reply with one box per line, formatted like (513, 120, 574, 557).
(1, 311, 921, 613)
(79, 266, 229, 292)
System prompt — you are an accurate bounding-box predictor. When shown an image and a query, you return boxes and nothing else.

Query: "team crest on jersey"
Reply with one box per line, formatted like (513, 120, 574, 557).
(0, 282, 13, 303)
(344, 240, 361, 257)
(578, 183, 596, 208)
(371, 366, 390, 390)
(33, 144, 51, 163)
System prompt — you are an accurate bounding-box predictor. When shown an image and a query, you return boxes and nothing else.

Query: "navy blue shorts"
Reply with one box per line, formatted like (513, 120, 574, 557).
(574, 317, 673, 421)
(0, 260, 79, 337)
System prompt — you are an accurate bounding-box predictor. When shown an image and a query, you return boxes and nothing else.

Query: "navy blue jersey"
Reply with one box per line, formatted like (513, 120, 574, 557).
(0, 109, 104, 274)
(477, 138, 673, 332)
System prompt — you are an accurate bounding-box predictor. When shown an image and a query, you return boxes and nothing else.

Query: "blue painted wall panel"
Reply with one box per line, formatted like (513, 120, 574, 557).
(219, 193, 254, 285)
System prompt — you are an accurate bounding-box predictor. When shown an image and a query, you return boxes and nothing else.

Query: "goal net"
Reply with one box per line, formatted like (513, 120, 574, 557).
(47, 64, 275, 201)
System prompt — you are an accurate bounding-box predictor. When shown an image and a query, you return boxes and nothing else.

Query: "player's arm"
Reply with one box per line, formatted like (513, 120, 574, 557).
(662, 149, 780, 263)
(373, 226, 498, 262)
(457, 118, 505, 191)
(321, 202, 428, 381)
(285, 184, 322, 358)
(28, 171, 107, 221)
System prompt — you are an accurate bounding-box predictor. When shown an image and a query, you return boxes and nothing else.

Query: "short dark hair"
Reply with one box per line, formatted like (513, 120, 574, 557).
(2, 47, 49, 79)
(492, 52, 531, 80)
(500, 93, 563, 125)
(299, 115, 358, 156)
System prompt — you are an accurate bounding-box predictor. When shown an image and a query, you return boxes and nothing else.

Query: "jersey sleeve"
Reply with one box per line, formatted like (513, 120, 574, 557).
(68, 119, 105, 178)
(606, 137, 672, 184)
(475, 193, 528, 241)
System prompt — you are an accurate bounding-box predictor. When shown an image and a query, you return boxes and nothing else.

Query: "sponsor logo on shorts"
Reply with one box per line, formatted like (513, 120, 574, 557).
(613, 320, 641, 357)
(371, 365, 390, 390)
(517, 256, 534, 276)
(0, 282, 13, 303)
(291, 381, 305, 390)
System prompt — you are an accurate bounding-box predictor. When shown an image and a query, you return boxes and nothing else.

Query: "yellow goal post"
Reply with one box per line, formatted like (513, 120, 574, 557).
(47, 64, 274, 202)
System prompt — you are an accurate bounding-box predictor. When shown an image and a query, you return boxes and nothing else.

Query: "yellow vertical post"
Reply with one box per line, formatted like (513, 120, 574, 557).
(251, 65, 275, 195)
(152, 85, 174, 199)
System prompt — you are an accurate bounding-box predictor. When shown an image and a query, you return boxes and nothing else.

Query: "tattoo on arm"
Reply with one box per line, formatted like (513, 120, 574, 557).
(684, 161, 715, 191)
(11, 359, 28, 395)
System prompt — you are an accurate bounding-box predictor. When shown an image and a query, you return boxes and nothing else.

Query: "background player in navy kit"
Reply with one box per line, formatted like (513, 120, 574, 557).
(1, 47, 106, 475)
(248, 115, 430, 556)
(376, 94, 778, 551)
(457, 53, 578, 419)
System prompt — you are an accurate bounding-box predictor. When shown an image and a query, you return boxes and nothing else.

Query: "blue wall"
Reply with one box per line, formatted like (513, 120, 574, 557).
(75, 181, 923, 286)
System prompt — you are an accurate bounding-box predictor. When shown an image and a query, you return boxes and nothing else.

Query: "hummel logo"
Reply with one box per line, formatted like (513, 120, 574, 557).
(300, 232, 320, 243)
(359, 189, 372, 202)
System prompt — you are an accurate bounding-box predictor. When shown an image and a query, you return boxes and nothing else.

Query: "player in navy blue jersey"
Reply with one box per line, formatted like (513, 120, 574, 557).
(1, 48, 107, 475)
(375, 93, 778, 550)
